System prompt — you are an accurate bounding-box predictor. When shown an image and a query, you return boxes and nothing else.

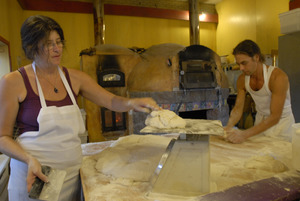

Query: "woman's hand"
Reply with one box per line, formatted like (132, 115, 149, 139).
(127, 98, 160, 113)
(224, 128, 247, 144)
(26, 156, 49, 192)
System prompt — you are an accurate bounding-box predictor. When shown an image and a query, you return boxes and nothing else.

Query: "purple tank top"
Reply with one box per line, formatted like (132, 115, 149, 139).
(16, 67, 78, 135)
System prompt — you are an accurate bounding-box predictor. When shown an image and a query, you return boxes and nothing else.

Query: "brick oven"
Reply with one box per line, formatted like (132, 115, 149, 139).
(127, 44, 229, 134)
(79, 0, 229, 141)
(80, 43, 229, 141)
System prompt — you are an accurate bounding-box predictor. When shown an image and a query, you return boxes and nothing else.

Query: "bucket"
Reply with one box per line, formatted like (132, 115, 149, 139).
(292, 123, 300, 171)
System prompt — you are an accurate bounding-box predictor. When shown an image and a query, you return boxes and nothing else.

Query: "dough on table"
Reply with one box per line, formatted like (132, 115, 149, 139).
(145, 110, 186, 129)
(244, 155, 287, 173)
(94, 135, 173, 182)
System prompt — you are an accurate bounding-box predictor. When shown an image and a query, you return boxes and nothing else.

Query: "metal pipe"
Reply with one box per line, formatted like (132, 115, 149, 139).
(94, 0, 105, 45)
(189, 0, 200, 45)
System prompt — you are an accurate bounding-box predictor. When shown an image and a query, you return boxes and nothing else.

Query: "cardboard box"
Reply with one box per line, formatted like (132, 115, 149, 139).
(279, 8, 300, 34)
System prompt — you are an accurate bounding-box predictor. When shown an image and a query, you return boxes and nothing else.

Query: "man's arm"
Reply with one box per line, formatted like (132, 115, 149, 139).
(225, 74, 246, 129)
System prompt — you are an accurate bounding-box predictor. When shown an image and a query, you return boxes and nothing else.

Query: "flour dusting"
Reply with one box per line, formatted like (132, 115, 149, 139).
(81, 134, 293, 201)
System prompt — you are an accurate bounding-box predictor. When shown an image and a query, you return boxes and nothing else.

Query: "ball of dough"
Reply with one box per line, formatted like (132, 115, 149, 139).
(244, 155, 287, 173)
(145, 110, 186, 129)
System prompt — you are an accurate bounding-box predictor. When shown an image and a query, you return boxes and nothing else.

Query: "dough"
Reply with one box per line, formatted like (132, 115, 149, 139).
(145, 110, 186, 129)
(244, 155, 287, 173)
(95, 135, 173, 182)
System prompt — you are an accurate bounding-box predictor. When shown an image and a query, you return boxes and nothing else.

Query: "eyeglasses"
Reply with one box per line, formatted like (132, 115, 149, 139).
(46, 40, 64, 50)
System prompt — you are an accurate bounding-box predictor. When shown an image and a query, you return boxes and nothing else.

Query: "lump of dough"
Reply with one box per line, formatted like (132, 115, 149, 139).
(95, 135, 172, 182)
(244, 155, 287, 173)
(145, 110, 186, 129)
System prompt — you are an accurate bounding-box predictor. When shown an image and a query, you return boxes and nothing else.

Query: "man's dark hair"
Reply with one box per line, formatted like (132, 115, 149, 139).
(21, 15, 65, 60)
(233, 40, 265, 63)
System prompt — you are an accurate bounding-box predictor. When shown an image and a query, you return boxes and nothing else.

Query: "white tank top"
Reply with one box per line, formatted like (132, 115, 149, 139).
(245, 64, 292, 118)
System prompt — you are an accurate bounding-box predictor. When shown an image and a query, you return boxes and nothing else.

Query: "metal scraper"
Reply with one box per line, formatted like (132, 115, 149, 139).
(29, 165, 66, 201)
(147, 133, 210, 198)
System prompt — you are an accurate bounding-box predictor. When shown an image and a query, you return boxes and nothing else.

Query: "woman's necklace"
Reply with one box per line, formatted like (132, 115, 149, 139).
(37, 67, 59, 93)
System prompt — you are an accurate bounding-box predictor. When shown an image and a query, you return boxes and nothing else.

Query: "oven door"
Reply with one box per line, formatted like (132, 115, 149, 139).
(180, 60, 217, 89)
(182, 71, 217, 89)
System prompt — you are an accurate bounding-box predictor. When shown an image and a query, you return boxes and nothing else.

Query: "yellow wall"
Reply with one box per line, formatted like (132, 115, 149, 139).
(216, 0, 289, 63)
(200, 22, 217, 52)
(104, 15, 217, 51)
(0, 0, 23, 71)
(0, 0, 12, 40)
(22, 11, 95, 71)
(0, 0, 291, 70)
(0, 0, 94, 72)
(256, 0, 289, 54)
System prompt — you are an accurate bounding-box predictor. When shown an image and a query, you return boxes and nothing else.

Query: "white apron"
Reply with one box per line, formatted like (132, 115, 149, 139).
(8, 62, 85, 201)
(245, 64, 295, 141)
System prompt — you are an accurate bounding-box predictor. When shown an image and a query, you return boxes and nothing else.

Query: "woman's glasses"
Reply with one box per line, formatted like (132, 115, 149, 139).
(46, 40, 64, 50)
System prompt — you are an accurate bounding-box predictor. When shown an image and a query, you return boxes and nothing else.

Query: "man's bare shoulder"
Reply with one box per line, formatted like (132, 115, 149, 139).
(271, 67, 289, 82)
(236, 73, 246, 87)
(269, 67, 289, 92)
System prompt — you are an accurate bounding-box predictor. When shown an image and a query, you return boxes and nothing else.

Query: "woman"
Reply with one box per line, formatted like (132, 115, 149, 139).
(0, 15, 159, 200)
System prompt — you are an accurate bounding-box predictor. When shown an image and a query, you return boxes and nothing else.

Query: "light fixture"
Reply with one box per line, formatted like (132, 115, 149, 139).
(199, 13, 207, 22)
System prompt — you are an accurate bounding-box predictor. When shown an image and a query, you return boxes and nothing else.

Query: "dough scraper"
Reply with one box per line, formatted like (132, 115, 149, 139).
(141, 119, 224, 198)
(29, 165, 66, 201)
(147, 133, 210, 198)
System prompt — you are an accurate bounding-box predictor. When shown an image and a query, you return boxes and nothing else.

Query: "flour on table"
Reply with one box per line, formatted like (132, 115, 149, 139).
(244, 154, 287, 173)
(145, 110, 186, 129)
(81, 135, 293, 201)
(95, 135, 173, 182)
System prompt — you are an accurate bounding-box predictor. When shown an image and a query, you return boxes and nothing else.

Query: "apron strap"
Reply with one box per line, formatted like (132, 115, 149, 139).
(58, 67, 77, 105)
(32, 61, 77, 107)
(32, 61, 47, 108)
(263, 64, 271, 95)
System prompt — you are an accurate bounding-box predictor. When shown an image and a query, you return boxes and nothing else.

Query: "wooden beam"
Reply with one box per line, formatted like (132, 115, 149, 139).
(17, 0, 93, 13)
(104, 4, 218, 23)
(104, 4, 189, 21)
(16, 1, 218, 23)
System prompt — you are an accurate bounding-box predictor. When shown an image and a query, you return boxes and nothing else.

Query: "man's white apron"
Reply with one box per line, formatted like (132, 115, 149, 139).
(8, 62, 85, 201)
(245, 64, 295, 141)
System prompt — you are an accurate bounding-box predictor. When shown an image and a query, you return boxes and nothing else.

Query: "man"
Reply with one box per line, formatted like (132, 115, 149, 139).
(225, 40, 295, 143)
